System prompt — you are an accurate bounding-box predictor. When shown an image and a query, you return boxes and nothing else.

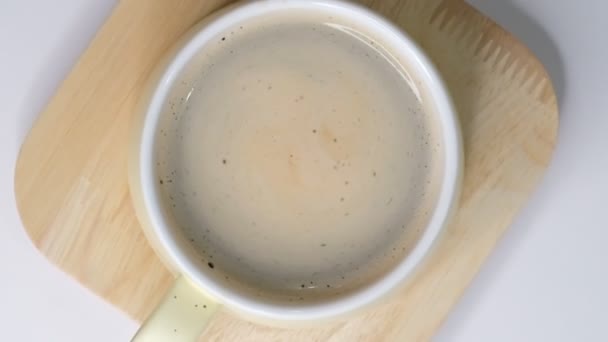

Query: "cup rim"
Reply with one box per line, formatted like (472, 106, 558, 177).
(135, 0, 463, 321)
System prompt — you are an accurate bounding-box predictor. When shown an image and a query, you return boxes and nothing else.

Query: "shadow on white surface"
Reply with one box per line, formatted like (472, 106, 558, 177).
(438, 1, 608, 341)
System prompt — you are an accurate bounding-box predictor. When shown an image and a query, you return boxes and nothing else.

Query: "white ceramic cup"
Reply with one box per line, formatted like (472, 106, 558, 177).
(129, 1, 462, 341)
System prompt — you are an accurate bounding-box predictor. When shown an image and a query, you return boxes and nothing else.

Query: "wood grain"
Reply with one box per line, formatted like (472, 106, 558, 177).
(14, 0, 558, 340)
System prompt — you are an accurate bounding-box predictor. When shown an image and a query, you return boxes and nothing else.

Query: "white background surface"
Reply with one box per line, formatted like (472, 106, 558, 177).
(1, 0, 606, 340)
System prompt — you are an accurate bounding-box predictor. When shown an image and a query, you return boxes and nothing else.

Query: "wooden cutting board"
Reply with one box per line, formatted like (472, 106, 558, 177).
(14, 0, 558, 340)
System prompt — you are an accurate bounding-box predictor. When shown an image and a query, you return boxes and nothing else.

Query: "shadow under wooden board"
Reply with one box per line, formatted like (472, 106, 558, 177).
(14, 0, 558, 340)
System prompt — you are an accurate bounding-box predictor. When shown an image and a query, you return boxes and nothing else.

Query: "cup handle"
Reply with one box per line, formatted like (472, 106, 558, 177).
(131, 276, 220, 341)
